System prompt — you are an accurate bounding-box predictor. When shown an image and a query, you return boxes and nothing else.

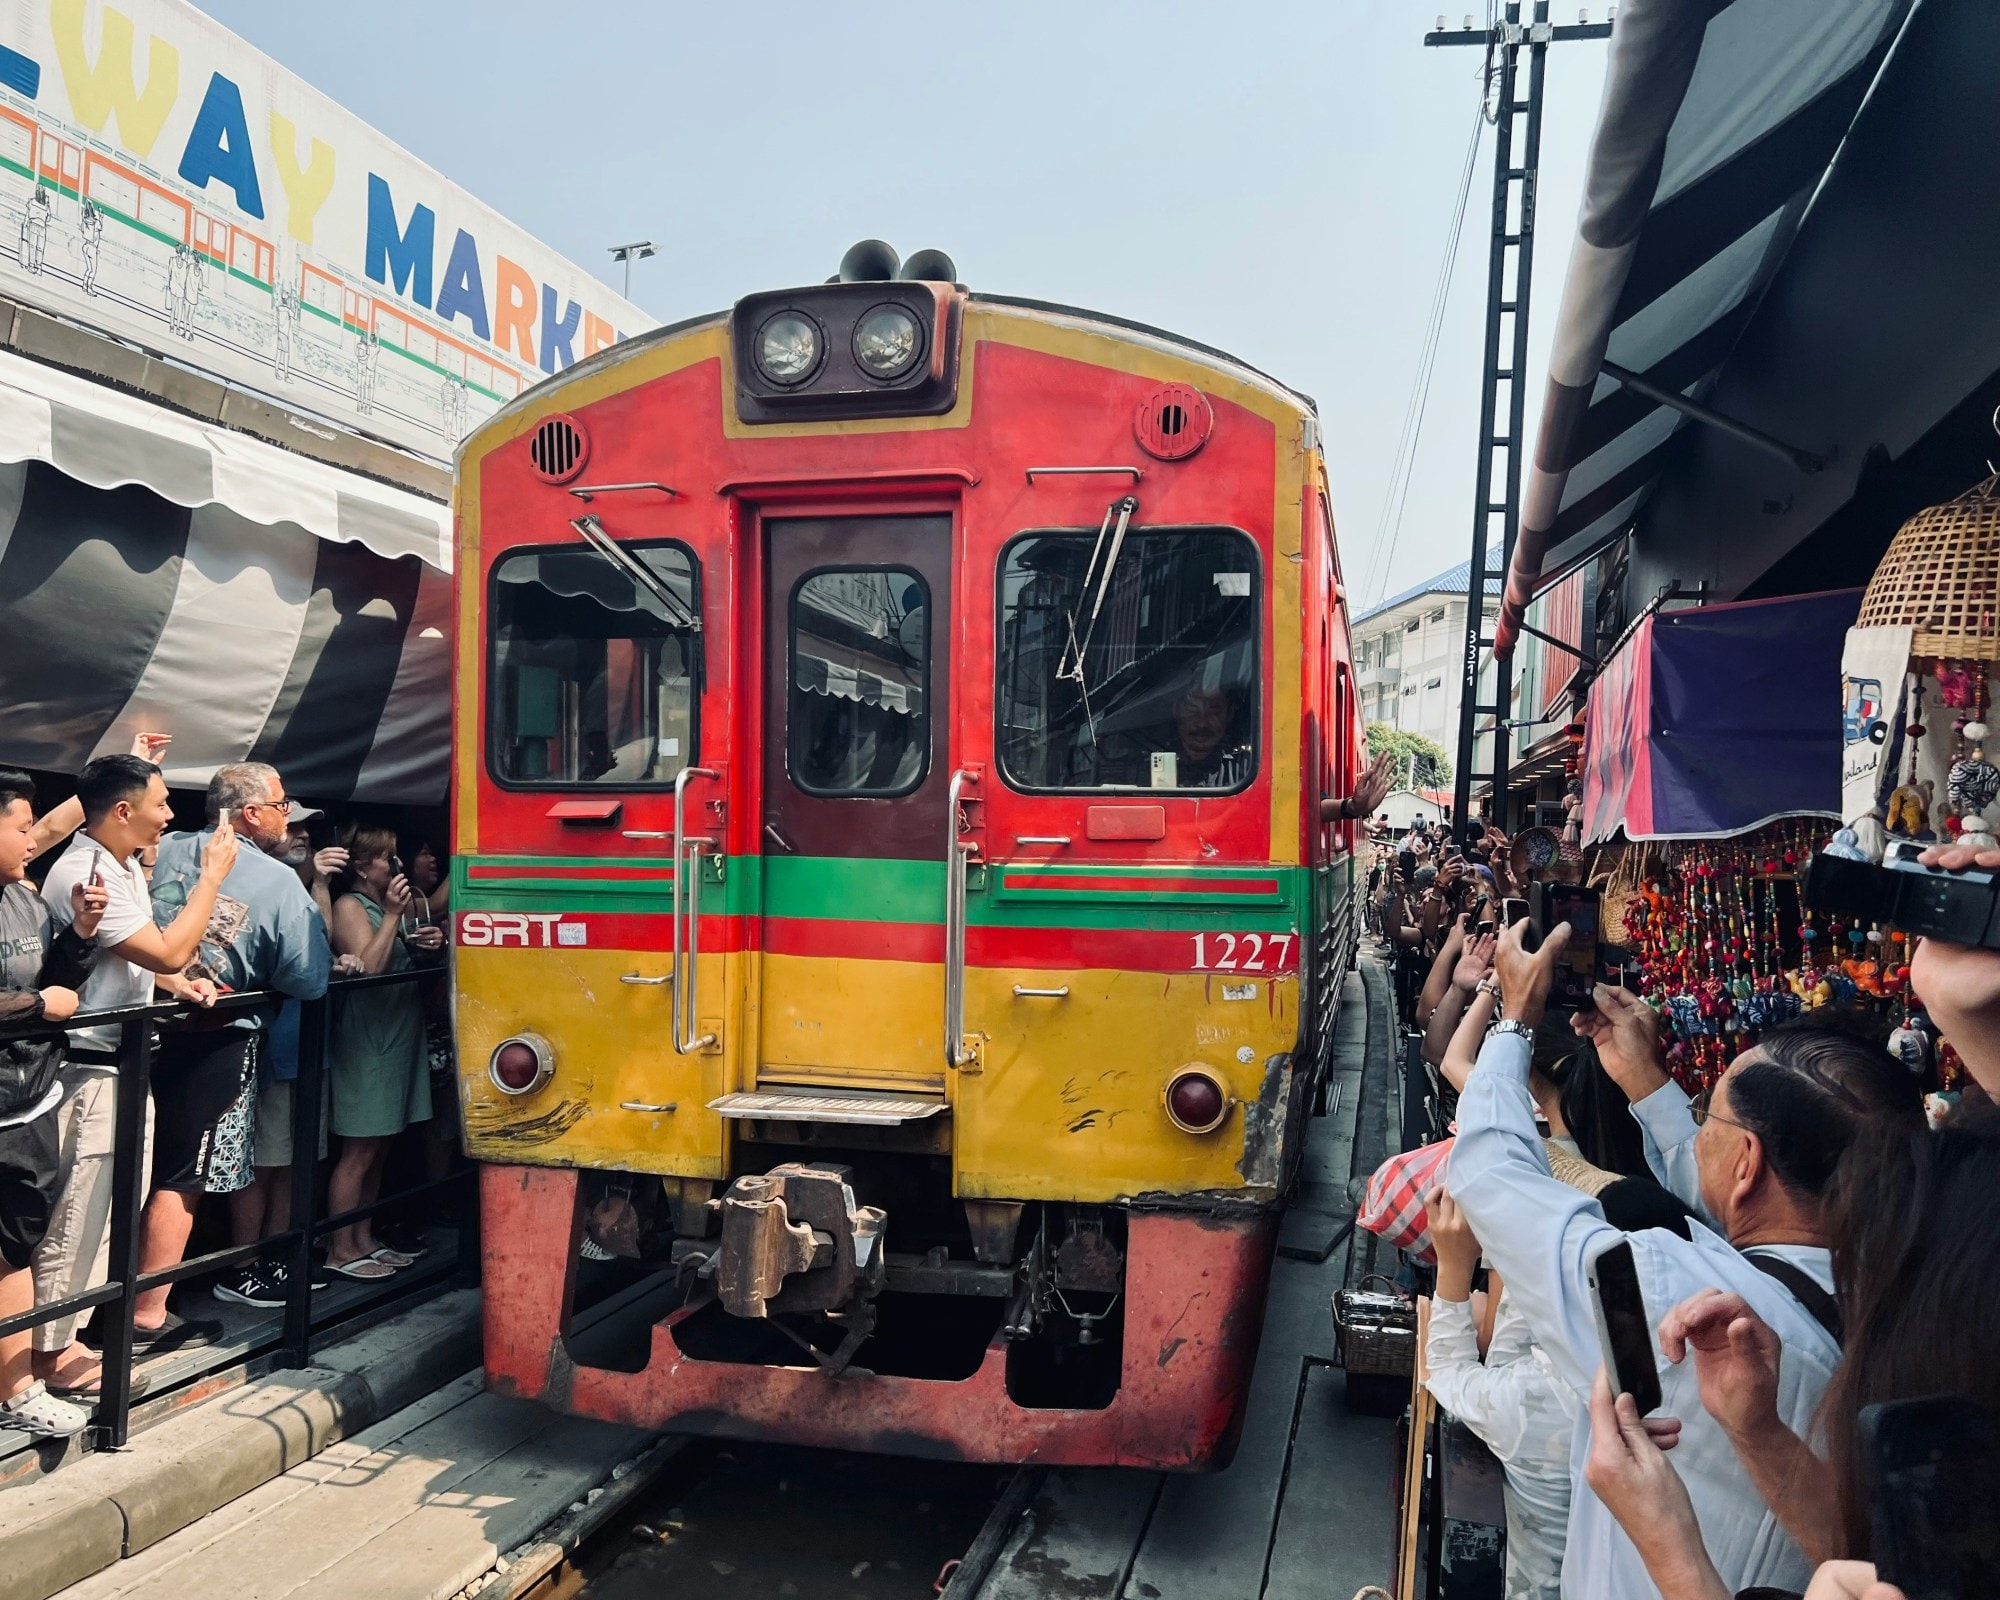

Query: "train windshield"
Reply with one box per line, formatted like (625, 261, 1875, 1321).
(998, 528, 1258, 792)
(489, 541, 698, 786)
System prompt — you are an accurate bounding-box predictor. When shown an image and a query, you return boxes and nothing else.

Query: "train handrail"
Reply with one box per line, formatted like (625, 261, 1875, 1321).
(672, 765, 721, 1053)
(944, 768, 979, 1069)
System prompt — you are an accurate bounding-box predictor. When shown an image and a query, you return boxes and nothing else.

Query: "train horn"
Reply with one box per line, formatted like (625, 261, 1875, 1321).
(899, 248, 957, 284)
(838, 239, 900, 283)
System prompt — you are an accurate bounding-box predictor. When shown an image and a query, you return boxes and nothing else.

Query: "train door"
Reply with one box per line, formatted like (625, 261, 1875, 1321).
(755, 514, 952, 1095)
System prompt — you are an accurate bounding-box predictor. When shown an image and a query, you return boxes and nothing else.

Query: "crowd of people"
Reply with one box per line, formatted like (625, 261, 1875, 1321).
(0, 739, 452, 1442)
(1364, 812, 1996, 1600)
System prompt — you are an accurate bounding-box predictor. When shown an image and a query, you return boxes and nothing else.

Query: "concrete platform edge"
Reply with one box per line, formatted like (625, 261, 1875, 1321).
(0, 1287, 483, 1600)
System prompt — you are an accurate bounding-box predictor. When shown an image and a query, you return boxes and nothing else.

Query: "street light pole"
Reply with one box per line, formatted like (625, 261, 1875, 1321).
(608, 240, 657, 300)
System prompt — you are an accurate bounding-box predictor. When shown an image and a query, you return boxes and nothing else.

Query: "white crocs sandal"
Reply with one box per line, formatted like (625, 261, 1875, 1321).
(0, 1380, 90, 1438)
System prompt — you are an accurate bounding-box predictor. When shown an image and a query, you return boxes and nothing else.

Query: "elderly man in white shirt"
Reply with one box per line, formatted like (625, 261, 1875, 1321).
(1447, 919, 1923, 1600)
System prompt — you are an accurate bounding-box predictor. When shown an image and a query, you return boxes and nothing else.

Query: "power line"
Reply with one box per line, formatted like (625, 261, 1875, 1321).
(1358, 79, 1487, 608)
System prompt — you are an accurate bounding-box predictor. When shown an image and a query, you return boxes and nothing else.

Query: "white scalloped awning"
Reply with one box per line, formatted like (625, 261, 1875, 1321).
(0, 345, 451, 572)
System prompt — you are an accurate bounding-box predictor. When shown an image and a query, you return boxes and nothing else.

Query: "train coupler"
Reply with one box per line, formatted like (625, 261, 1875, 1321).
(708, 1161, 886, 1330)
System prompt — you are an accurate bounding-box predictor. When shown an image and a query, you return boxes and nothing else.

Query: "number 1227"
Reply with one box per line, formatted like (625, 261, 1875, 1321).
(1191, 933, 1296, 972)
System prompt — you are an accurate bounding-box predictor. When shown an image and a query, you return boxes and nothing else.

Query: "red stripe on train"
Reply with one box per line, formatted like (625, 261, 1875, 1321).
(999, 874, 1280, 896)
(458, 912, 1298, 974)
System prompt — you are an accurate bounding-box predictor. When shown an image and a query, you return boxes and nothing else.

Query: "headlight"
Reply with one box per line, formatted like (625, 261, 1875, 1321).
(853, 304, 921, 380)
(755, 311, 822, 385)
(490, 1033, 555, 1095)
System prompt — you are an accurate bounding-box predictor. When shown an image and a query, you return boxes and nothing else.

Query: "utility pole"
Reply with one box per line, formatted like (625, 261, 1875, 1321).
(1428, 3, 1609, 846)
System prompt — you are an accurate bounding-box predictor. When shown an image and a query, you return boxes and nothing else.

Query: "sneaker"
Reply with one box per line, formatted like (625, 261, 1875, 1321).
(262, 1258, 328, 1297)
(214, 1264, 285, 1309)
(0, 1381, 90, 1438)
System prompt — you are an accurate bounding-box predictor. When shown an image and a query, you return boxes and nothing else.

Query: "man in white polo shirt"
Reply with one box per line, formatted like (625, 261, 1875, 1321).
(32, 756, 236, 1389)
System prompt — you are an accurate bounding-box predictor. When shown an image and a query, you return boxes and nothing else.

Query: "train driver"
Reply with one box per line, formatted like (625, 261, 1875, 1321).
(1164, 659, 1252, 789)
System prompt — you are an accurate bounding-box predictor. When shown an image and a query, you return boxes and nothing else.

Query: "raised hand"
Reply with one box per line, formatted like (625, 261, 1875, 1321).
(1572, 984, 1670, 1100)
(1350, 750, 1397, 816)
(1582, 1370, 1710, 1593)
(129, 731, 171, 766)
(1424, 1184, 1481, 1296)
(1452, 930, 1497, 992)
(201, 813, 239, 884)
(1906, 843, 2000, 1095)
(69, 873, 110, 939)
(1493, 915, 1568, 1028)
(384, 873, 415, 916)
(1659, 1288, 1782, 1447)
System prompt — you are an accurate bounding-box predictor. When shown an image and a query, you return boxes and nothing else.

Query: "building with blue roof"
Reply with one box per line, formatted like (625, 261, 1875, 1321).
(1351, 545, 1502, 770)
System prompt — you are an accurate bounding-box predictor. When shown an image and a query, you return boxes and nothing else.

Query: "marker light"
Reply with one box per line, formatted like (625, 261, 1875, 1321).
(853, 304, 922, 380)
(1164, 1068, 1231, 1135)
(490, 1033, 555, 1095)
(755, 312, 823, 384)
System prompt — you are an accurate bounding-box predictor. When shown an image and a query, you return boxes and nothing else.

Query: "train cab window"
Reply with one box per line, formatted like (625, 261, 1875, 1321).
(998, 528, 1259, 792)
(788, 568, 930, 795)
(489, 542, 698, 786)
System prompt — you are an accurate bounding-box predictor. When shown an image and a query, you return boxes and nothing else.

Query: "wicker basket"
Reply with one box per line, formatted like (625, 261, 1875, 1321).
(1333, 1276, 1417, 1378)
(1856, 475, 2000, 661)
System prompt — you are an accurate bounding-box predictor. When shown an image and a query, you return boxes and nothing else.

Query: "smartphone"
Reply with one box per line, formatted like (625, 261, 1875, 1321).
(1501, 897, 1531, 930)
(1587, 1239, 1662, 1415)
(1861, 1396, 2000, 1598)
(1534, 883, 1603, 1011)
(1475, 917, 1496, 940)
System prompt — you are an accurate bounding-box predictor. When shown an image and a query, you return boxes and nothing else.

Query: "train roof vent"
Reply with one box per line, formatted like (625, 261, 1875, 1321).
(528, 414, 590, 484)
(1134, 383, 1213, 461)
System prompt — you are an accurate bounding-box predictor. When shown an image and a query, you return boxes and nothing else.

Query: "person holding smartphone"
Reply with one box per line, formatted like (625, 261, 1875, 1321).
(1447, 919, 1924, 1599)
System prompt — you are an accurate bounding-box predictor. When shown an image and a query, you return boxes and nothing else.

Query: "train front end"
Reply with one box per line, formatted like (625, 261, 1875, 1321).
(453, 256, 1358, 1468)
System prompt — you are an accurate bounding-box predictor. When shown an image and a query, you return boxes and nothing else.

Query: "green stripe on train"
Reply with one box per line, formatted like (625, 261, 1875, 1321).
(454, 854, 1316, 932)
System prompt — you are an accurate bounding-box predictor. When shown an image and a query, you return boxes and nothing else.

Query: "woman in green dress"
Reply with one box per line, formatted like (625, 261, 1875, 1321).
(324, 826, 443, 1276)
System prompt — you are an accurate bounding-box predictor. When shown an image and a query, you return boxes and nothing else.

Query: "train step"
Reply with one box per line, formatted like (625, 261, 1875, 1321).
(707, 1089, 949, 1125)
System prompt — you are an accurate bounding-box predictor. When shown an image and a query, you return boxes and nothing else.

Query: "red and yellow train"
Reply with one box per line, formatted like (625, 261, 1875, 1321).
(451, 244, 1365, 1468)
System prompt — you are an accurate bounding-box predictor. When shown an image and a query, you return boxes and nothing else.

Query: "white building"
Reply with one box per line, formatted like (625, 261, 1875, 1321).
(1351, 544, 1502, 762)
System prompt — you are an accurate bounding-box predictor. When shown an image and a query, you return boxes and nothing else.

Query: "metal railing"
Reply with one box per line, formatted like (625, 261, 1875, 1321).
(0, 964, 469, 1450)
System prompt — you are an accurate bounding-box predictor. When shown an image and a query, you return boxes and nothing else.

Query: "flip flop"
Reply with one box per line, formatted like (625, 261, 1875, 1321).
(326, 1256, 397, 1280)
(368, 1247, 416, 1269)
(49, 1372, 148, 1401)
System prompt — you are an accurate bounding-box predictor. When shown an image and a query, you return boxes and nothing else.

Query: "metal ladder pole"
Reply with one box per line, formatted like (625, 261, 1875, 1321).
(1433, 0, 1603, 846)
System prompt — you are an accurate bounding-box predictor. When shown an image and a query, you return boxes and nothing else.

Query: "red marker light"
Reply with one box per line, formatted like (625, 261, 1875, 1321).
(489, 1035, 553, 1095)
(1164, 1069, 1230, 1135)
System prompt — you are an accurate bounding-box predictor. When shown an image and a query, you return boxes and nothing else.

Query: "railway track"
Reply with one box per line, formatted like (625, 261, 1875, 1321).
(479, 1438, 1027, 1600)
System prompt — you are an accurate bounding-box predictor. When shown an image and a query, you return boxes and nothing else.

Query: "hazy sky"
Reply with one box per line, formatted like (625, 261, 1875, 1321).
(197, 0, 1609, 608)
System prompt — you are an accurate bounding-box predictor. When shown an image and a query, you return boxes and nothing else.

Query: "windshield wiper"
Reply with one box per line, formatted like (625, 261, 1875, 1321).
(570, 514, 702, 632)
(570, 515, 701, 631)
(1055, 494, 1138, 686)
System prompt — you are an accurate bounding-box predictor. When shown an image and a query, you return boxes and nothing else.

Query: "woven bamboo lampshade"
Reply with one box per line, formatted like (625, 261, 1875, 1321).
(1856, 473, 2000, 660)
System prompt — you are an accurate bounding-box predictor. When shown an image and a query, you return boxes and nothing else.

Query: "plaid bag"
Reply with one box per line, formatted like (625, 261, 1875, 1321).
(1356, 1137, 1454, 1265)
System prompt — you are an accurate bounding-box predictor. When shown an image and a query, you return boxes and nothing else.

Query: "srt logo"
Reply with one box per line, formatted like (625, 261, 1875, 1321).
(458, 912, 587, 947)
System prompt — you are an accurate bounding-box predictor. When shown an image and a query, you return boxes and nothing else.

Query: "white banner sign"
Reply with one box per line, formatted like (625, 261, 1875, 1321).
(0, 0, 653, 464)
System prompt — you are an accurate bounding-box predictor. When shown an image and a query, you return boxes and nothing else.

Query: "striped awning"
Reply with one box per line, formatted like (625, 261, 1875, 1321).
(1496, 0, 1913, 655)
(0, 346, 450, 572)
(0, 457, 449, 803)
